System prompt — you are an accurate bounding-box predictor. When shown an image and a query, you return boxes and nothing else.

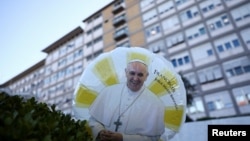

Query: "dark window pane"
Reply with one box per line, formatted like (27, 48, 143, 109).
(243, 65, 250, 73)
(207, 49, 213, 56)
(234, 66, 243, 75)
(216, 21, 223, 28)
(171, 59, 177, 67)
(217, 45, 224, 52)
(225, 42, 232, 50)
(232, 39, 240, 47)
(184, 56, 190, 63)
(178, 58, 183, 66)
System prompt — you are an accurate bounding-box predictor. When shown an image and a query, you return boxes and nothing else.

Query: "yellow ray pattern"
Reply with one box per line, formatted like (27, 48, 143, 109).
(164, 105, 185, 132)
(92, 56, 119, 86)
(148, 69, 178, 97)
(127, 51, 150, 65)
(75, 84, 98, 108)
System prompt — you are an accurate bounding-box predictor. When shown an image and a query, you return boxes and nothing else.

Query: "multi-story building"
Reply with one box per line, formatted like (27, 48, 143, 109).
(1, 27, 84, 114)
(40, 27, 84, 114)
(0, 59, 45, 99)
(1, 0, 250, 120)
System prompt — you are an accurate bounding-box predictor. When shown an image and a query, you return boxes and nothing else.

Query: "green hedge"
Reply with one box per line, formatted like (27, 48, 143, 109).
(0, 92, 92, 141)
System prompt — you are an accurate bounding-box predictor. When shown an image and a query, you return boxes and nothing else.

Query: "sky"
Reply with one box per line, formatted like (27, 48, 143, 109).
(0, 0, 112, 84)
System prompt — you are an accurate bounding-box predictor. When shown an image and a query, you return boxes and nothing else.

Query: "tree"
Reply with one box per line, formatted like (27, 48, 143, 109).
(179, 72, 196, 122)
(0, 92, 92, 141)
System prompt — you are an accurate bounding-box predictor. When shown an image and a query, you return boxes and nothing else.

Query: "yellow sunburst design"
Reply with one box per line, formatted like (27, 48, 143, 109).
(92, 57, 119, 86)
(148, 69, 178, 97)
(75, 85, 98, 108)
(164, 106, 185, 132)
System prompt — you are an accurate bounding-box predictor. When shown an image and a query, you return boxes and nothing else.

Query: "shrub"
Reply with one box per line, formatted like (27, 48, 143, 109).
(0, 92, 92, 141)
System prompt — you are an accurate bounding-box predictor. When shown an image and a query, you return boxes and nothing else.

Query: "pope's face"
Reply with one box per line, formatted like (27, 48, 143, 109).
(125, 62, 148, 92)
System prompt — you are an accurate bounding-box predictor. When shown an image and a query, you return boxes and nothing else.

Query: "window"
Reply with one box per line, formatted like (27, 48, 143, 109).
(224, 57, 250, 77)
(86, 42, 92, 48)
(94, 36, 102, 44)
(166, 32, 185, 48)
(205, 91, 233, 112)
(93, 50, 103, 58)
(200, 0, 222, 14)
(184, 73, 197, 86)
(233, 85, 250, 106)
(185, 24, 207, 41)
(140, 0, 154, 11)
(142, 9, 157, 23)
(113, 14, 126, 26)
(199, 27, 206, 35)
(214, 34, 242, 54)
(232, 39, 240, 47)
(175, 0, 189, 7)
(207, 49, 213, 56)
(184, 56, 190, 63)
(114, 27, 128, 40)
(208, 4, 214, 10)
(58, 69, 65, 79)
(162, 15, 179, 31)
(215, 21, 223, 28)
(75, 35, 83, 47)
(222, 15, 230, 25)
(207, 14, 231, 32)
(240, 28, 250, 46)
(234, 66, 244, 75)
(244, 65, 250, 73)
(58, 58, 67, 67)
(171, 59, 177, 67)
(146, 24, 161, 37)
(178, 58, 183, 66)
(207, 101, 216, 111)
(217, 45, 224, 52)
(148, 40, 165, 53)
(226, 65, 250, 77)
(158, 1, 174, 15)
(116, 40, 130, 47)
(74, 61, 83, 74)
(198, 65, 222, 84)
(86, 30, 92, 35)
(59, 46, 67, 56)
(93, 13, 101, 20)
(93, 24, 102, 31)
(66, 66, 73, 77)
(188, 98, 205, 114)
(74, 49, 83, 59)
(224, 42, 232, 50)
(171, 55, 190, 67)
(231, 3, 250, 24)
(180, 6, 199, 22)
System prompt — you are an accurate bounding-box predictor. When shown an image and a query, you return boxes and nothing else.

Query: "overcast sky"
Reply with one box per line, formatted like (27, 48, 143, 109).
(0, 0, 112, 84)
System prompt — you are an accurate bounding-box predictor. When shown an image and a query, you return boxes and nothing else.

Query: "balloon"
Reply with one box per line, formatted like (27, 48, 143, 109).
(72, 47, 186, 139)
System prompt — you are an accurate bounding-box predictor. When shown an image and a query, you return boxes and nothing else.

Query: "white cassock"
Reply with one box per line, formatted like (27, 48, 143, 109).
(88, 83, 165, 141)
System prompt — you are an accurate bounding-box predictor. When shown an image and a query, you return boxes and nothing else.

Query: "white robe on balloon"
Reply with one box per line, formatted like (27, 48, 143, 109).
(89, 83, 165, 140)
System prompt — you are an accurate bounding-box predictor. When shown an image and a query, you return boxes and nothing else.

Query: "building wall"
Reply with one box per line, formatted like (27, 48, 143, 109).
(41, 31, 84, 114)
(2, 0, 250, 118)
(135, 0, 250, 120)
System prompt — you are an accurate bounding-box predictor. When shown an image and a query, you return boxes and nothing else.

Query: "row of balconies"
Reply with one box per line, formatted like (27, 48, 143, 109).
(112, 0, 128, 42)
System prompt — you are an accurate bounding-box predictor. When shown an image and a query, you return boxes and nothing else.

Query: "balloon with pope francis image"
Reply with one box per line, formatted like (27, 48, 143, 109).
(72, 47, 187, 140)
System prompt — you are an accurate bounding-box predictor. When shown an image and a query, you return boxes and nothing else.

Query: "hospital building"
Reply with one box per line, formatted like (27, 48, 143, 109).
(1, 0, 250, 121)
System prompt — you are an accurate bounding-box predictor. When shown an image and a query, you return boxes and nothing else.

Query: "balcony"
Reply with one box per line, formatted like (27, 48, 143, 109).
(112, 3, 125, 14)
(113, 15, 126, 27)
(113, 27, 128, 41)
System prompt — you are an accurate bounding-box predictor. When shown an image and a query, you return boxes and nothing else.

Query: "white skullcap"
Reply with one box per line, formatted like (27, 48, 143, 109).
(128, 59, 147, 66)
